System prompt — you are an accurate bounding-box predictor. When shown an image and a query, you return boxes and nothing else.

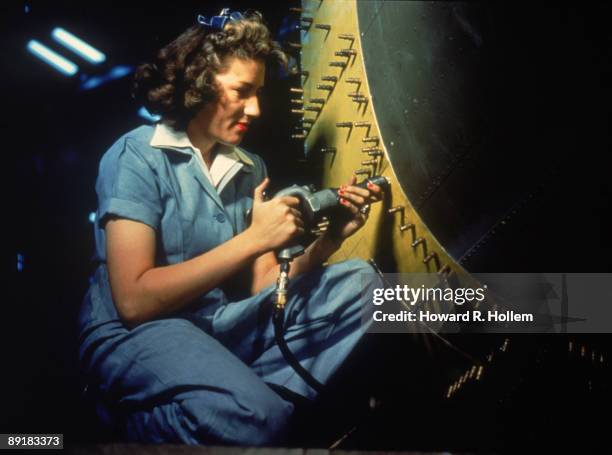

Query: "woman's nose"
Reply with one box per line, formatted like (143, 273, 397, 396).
(244, 95, 261, 118)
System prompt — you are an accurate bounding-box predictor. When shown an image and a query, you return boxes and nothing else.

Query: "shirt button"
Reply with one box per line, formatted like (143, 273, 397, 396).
(215, 214, 226, 223)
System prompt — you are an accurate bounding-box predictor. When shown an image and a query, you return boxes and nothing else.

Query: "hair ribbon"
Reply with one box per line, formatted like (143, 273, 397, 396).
(197, 8, 245, 31)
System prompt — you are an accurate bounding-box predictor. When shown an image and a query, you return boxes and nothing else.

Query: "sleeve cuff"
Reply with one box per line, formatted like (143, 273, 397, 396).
(98, 197, 161, 231)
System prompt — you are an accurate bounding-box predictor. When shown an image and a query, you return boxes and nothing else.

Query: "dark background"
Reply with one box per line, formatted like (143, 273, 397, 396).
(3, 0, 612, 452)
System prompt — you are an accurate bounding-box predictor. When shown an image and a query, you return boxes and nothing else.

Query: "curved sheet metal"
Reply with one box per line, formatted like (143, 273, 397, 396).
(357, 1, 576, 261)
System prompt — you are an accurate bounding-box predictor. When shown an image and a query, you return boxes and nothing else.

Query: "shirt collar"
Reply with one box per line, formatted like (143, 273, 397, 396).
(149, 122, 254, 167)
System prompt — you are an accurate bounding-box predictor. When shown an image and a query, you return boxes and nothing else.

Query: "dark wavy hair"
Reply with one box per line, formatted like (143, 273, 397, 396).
(132, 11, 287, 131)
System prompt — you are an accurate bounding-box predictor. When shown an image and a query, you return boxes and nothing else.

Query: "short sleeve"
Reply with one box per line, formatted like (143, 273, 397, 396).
(95, 139, 162, 231)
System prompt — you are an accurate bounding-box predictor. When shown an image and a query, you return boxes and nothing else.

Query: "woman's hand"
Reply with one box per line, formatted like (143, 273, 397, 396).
(247, 178, 305, 253)
(327, 175, 383, 243)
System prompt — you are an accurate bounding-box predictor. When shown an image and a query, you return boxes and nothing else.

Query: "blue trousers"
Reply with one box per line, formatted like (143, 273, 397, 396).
(79, 259, 379, 446)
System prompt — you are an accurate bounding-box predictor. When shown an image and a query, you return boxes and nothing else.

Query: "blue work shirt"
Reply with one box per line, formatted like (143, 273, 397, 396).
(79, 124, 268, 342)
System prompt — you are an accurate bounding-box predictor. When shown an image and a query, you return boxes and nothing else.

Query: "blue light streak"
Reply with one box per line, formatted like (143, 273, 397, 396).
(27, 40, 78, 76)
(52, 27, 106, 64)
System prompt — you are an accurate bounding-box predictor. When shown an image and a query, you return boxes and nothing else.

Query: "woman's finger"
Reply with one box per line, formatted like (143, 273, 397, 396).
(338, 189, 365, 206)
(339, 197, 359, 215)
(289, 207, 302, 219)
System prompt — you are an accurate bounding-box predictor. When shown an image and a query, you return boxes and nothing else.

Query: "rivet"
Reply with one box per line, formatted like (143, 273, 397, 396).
(411, 237, 425, 248)
(338, 34, 355, 41)
(335, 49, 357, 57)
(317, 84, 334, 91)
(321, 75, 338, 82)
(321, 147, 336, 153)
(399, 223, 414, 232)
(361, 159, 377, 166)
(336, 122, 353, 128)
(329, 61, 347, 68)
(423, 252, 438, 264)
(346, 77, 361, 84)
(315, 24, 331, 31)
(350, 95, 368, 102)
(362, 146, 380, 153)
(290, 88, 304, 94)
(354, 169, 370, 176)
(476, 366, 484, 380)
(291, 109, 305, 114)
(353, 121, 371, 128)
(362, 136, 379, 143)
(387, 206, 404, 214)
(438, 264, 451, 275)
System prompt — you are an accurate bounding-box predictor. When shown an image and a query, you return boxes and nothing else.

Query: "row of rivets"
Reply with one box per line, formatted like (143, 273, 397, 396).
(387, 204, 450, 272)
(446, 364, 484, 399)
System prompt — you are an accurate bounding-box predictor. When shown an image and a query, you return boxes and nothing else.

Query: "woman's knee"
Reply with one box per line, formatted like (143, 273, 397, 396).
(178, 386, 294, 445)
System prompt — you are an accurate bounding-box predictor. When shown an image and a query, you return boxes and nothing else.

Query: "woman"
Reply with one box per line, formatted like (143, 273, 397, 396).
(78, 9, 382, 445)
